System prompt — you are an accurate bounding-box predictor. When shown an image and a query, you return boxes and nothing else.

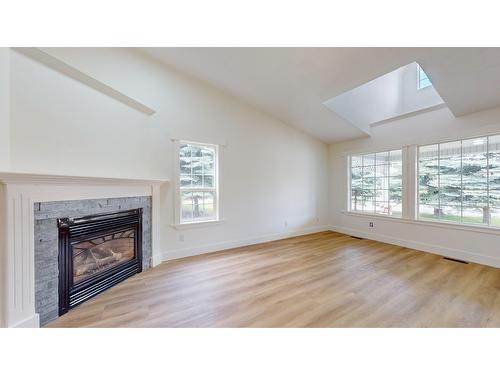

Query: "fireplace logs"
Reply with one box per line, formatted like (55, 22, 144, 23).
(72, 231, 136, 283)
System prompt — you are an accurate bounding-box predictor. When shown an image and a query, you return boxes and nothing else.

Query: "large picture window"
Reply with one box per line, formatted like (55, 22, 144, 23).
(418, 135, 500, 227)
(178, 141, 219, 223)
(350, 150, 402, 216)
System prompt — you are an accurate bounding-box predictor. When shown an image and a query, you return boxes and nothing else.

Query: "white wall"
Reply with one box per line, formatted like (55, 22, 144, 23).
(0, 49, 7, 326)
(0, 48, 9, 170)
(330, 105, 500, 267)
(6, 48, 329, 259)
(0, 183, 5, 327)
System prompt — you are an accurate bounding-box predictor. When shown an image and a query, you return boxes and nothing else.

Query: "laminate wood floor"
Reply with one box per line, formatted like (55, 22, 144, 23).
(47, 231, 500, 327)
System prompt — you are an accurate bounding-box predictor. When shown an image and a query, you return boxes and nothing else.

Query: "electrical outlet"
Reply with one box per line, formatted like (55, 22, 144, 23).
(179, 234, 185, 242)
(284, 220, 288, 227)
(316, 217, 320, 223)
(369, 222, 374, 228)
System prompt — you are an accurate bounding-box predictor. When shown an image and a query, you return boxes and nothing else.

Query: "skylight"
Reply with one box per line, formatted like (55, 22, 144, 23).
(418, 65, 432, 89)
(323, 62, 444, 132)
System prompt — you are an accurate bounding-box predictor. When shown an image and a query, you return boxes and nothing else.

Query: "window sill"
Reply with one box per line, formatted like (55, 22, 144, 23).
(171, 219, 225, 230)
(342, 210, 410, 224)
(342, 210, 500, 236)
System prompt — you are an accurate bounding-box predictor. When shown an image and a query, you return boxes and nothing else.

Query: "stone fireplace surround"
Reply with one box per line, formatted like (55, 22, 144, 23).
(0, 172, 167, 328)
(35, 197, 152, 326)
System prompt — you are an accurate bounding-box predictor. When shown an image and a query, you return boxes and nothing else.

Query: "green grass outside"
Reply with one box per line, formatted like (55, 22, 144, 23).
(419, 213, 500, 227)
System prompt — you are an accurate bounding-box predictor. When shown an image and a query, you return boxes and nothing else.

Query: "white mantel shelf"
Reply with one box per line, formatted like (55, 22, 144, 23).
(0, 171, 168, 328)
(0, 171, 169, 185)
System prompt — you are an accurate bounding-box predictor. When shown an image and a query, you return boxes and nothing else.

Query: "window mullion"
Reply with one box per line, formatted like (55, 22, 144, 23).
(438, 143, 441, 219)
(373, 153, 376, 214)
(460, 140, 463, 223)
(361, 155, 366, 212)
(403, 145, 417, 220)
(487, 136, 490, 226)
(180, 187, 216, 192)
(387, 156, 390, 216)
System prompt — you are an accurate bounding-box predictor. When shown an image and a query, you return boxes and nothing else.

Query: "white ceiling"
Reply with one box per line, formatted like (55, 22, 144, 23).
(142, 48, 500, 144)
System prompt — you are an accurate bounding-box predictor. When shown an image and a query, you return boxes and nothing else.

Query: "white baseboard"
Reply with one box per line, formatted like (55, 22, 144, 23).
(151, 254, 163, 267)
(10, 314, 40, 328)
(330, 225, 500, 269)
(162, 225, 330, 262)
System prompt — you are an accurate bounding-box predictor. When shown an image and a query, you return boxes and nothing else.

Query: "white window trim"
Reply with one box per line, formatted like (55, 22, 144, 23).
(171, 138, 225, 229)
(171, 219, 226, 230)
(348, 147, 406, 218)
(342, 210, 500, 236)
(345, 137, 500, 234)
(416, 135, 498, 228)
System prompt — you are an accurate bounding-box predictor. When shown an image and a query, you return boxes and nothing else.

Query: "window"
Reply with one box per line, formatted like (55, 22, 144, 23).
(417, 65, 432, 89)
(418, 135, 500, 227)
(178, 141, 219, 223)
(350, 150, 402, 216)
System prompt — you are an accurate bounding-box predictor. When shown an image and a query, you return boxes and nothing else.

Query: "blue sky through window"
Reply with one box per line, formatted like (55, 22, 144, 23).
(418, 65, 432, 89)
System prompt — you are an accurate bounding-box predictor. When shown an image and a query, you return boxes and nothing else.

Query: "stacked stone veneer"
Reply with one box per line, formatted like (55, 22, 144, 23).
(34, 196, 152, 326)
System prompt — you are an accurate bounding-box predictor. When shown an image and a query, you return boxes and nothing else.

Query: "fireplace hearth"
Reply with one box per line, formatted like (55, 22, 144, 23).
(58, 208, 143, 315)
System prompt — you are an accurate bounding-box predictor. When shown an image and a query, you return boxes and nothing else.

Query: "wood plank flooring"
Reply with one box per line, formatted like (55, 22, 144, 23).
(47, 231, 500, 327)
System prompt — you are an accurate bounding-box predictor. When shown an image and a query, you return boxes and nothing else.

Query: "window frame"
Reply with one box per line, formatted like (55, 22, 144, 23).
(172, 138, 224, 229)
(417, 64, 432, 90)
(348, 148, 404, 217)
(344, 133, 500, 235)
(417, 134, 499, 228)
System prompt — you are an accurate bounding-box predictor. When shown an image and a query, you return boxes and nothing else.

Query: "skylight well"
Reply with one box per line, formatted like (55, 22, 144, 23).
(323, 62, 444, 133)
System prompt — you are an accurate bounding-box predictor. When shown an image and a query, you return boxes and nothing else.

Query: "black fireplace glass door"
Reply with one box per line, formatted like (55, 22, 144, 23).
(72, 230, 136, 284)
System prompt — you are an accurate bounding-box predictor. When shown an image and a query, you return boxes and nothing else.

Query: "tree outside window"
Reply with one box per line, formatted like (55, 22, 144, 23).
(419, 136, 500, 227)
(179, 142, 218, 223)
(350, 150, 402, 217)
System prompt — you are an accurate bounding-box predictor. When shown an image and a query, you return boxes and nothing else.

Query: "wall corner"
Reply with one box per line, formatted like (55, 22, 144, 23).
(0, 48, 11, 171)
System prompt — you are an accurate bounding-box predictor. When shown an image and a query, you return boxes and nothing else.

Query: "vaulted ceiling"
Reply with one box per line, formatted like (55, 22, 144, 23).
(142, 48, 500, 144)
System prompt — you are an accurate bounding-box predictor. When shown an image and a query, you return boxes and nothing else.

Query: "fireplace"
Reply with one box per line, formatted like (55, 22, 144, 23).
(58, 208, 143, 316)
